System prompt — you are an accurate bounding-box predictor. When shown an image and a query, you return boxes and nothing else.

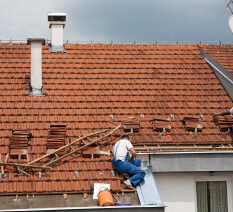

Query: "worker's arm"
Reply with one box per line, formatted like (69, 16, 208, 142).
(129, 147, 136, 160)
(221, 107, 233, 115)
(221, 111, 231, 115)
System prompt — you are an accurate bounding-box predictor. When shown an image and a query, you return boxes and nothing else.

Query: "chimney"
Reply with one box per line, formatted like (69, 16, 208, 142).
(48, 12, 67, 52)
(27, 38, 45, 96)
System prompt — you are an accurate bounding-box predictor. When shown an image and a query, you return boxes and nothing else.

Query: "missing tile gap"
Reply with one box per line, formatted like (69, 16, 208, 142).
(75, 171, 79, 178)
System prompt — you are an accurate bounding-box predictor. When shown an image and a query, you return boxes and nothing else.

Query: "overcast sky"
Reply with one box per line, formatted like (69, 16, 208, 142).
(0, 0, 232, 44)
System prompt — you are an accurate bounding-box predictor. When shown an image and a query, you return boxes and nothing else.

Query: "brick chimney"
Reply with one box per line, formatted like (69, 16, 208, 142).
(48, 12, 67, 52)
(27, 38, 45, 96)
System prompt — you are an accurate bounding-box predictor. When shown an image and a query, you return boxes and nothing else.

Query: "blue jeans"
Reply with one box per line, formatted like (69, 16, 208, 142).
(112, 159, 146, 186)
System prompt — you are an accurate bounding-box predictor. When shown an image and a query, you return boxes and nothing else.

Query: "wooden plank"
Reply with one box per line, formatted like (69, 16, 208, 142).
(0, 162, 51, 169)
(0, 154, 4, 175)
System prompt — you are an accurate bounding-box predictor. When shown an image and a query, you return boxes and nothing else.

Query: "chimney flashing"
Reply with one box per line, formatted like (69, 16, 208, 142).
(49, 45, 66, 53)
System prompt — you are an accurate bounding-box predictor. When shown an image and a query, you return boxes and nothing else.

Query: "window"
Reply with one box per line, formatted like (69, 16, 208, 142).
(196, 181, 228, 212)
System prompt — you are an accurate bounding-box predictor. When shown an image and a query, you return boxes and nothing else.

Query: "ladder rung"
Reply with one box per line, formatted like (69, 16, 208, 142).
(86, 137, 92, 142)
(81, 140, 87, 145)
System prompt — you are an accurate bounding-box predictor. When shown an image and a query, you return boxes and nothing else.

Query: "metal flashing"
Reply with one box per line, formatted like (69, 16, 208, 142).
(49, 45, 66, 53)
(204, 57, 233, 85)
(30, 89, 44, 97)
(136, 161, 163, 206)
(150, 152, 233, 172)
(199, 47, 233, 101)
(139, 151, 233, 155)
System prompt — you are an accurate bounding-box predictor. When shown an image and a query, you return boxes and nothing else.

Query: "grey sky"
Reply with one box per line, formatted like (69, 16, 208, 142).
(0, 0, 232, 43)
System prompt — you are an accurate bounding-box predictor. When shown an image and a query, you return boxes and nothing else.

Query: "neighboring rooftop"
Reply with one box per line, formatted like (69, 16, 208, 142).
(0, 43, 232, 196)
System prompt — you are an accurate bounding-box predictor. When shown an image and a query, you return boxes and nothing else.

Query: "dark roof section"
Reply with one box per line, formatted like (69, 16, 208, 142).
(199, 47, 233, 101)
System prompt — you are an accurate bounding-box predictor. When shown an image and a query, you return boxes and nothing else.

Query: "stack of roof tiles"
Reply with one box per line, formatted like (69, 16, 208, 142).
(0, 43, 232, 195)
(123, 118, 140, 132)
(47, 124, 67, 154)
(10, 130, 31, 157)
(182, 117, 202, 131)
(213, 115, 233, 132)
(153, 117, 171, 132)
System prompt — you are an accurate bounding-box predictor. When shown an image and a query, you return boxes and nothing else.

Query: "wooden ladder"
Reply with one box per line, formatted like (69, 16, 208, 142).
(8, 124, 121, 176)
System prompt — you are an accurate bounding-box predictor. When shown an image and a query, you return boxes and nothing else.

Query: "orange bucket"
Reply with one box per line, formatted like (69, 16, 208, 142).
(98, 188, 114, 206)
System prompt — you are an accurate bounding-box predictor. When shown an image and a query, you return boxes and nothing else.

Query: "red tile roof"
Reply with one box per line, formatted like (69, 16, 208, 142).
(200, 44, 233, 74)
(0, 43, 232, 195)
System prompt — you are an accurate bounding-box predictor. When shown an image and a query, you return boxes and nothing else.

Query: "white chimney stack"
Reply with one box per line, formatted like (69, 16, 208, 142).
(229, 15, 233, 33)
(27, 38, 45, 96)
(48, 12, 67, 52)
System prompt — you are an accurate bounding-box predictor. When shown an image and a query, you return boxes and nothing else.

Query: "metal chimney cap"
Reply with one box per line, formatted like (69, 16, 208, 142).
(48, 12, 67, 16)
(27, 38, 45, 45)
(48, 12, 67, 22)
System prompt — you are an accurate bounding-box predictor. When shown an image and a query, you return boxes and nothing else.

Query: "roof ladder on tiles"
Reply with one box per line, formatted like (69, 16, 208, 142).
(16, 125, 122, 175)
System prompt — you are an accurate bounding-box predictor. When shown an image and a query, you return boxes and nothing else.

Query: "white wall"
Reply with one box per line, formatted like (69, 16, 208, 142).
(155, 172, 233, 212)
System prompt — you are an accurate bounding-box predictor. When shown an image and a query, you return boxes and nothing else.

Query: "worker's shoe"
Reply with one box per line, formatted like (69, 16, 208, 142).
(122, 174, 130, 179)
(123, 180, 134, 190)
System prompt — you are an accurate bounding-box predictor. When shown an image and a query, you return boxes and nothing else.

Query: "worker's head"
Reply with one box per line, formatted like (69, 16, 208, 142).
(121, 134, 129, 140)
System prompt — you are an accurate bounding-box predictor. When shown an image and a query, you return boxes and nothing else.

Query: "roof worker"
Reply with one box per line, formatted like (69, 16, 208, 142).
(112, 134, 146, 190)
(221, 107, 233, 115)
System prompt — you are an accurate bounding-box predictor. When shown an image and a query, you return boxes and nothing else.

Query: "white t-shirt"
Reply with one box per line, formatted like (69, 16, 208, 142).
(113, 139, 133, 161)
(230, 107, 233, 114)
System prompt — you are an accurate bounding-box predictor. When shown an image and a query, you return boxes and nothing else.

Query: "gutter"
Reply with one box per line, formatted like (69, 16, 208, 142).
(137, 151, 233, 155)
(0, 205, 166, 212)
